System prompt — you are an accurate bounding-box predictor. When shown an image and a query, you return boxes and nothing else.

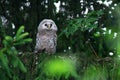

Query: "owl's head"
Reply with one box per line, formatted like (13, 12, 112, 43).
(38, 19, 58, 32)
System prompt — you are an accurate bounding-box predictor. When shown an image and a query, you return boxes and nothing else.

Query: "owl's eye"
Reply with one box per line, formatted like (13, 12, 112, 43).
(50, 23, 52, 27)
(45, 24, 47, 26)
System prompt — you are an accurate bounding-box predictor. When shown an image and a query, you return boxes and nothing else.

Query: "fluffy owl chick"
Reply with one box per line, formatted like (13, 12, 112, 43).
(34, 19, 58, 54)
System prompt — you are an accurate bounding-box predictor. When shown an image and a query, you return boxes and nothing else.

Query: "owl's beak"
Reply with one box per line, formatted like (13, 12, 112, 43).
(47, 25, 51, 29)
(48, 26, 50, 29)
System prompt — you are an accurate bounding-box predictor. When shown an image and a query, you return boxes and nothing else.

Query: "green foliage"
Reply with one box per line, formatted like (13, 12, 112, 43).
(36, 55, 78, 80)
(83, 65, 108, 80)
(109, 57, 120, 80)
(0, 26, 32, 80)
(60, 10, 103, 37)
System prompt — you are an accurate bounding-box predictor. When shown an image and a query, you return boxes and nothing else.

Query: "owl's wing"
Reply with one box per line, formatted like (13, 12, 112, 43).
(53, 34, 57, 47)
(34, 33, 42, 53)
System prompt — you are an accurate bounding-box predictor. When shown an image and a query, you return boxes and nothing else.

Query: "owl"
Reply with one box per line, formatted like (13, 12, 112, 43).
(34, 19, 58, 54)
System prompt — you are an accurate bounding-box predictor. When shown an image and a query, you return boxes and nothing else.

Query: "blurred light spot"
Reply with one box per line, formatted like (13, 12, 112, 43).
(12, 23, 15, 29)
(45, 5, 48, 8)
(103, 0, 112, 7)
(97, 0, 112, 7)
(25, 2, 30, 7)
(109, 11, 112, 14)
(80, 0, 83, 3)
(6, 10, 10, 16)
(89, 28, 93, 32)
(68, 46, 71, 50)
(20, 6, 24, 11)
(18, 52, 22, 55)
(90, 5, 94, 10)
(111, 7, 115, 10)
(13, 32, 15, 34)
(22, 29, 24, 32)
(54, 1, 60, 13)
(113, 32, 117, 38)
(97, 32, 100, 34)
(108, 29, 111, 34)
(62, 2, 65, 5)
(36, 62, 38, 65)
(94, 21, 98, 24)
(111, 15, 113, 18)
(84, 8, 88, 14)
(90, 2, 93, 5)
(57, 17, 60, 20)
(76, 14, 79, 17)
(45, 0, 48, 3)
(114, 4, 117, 6)
(109, 52, 113, 56)
(64, 50, 66, 52)
(97, 0, 103, 4)
(118, 55, 120, 58)
(102, 27, 107, 31)
(63, 13, 65, 16)
(103, 32, 106, 34)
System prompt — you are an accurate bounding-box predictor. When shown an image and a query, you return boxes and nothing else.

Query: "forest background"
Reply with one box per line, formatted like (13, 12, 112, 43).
(0, 0, 120, 80)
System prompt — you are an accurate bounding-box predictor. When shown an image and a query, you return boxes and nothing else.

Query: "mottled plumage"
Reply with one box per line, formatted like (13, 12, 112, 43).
(34, 19, 57, 54)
